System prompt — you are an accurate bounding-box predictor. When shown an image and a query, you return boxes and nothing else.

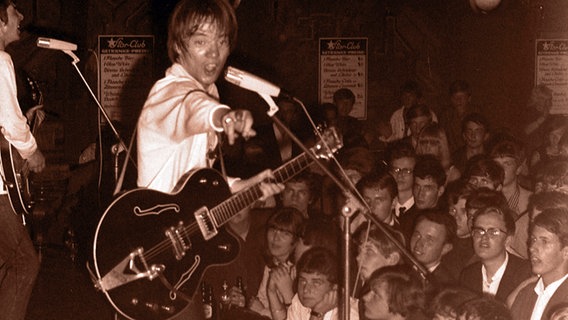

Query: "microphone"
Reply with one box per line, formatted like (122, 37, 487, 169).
(36, 37, 77, 51)
(224, 66, 292, 99)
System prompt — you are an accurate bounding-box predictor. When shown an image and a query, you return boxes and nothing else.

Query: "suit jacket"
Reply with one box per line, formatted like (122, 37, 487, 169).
(398, 204, 420, 244)
(511, 276, 568, 320)
(459, 253, 532, 302)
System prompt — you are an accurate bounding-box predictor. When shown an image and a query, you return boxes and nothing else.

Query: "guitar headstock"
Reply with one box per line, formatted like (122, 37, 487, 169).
(312, 127, 343, 160)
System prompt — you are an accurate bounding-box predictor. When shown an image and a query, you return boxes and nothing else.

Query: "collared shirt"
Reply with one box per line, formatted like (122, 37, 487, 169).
(530, 273, 568, 320)
(287, 294, 359, 320)
(482, 252, 509, 295)
(394, 197, 414, 218)
(136, 63, 230, 192)
(428, 261, 442, 273)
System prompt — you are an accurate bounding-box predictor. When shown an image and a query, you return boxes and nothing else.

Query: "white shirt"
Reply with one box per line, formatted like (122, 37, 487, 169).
(530, 273, 568, 320)
(482, 252, 508, 295)
(136, 63, 229, 192)
(286, 294, 359, 320)
(388, 106, 438, 142)
(394, 196, 414, 218)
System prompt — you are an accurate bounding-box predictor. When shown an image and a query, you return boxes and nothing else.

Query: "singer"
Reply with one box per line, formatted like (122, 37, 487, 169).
(0, 1, 46, 320)
(135, 1, 283, 317)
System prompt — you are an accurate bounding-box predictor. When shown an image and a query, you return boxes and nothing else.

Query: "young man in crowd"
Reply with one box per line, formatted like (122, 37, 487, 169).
(386, 141, 416, 224)
(399, 154, 447, 242)
(452, 113, 490, 174)
(439, 80, 480, 152)
(410, 209, 457, 286)
(464, 156, 504, 191)
(268, 247, 359, 320)
(459, 207, 532, 302)
(490, 137, 532, 218)
(280, 171, 322, 220)
(510, 209, 568, 320)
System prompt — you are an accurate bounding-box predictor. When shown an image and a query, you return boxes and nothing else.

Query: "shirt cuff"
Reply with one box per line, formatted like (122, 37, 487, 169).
(209, 105, 231, 132)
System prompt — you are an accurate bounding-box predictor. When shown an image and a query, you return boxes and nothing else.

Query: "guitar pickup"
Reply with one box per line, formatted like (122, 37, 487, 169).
(194, 206, 218, 240)
(165, 222, 191, 260)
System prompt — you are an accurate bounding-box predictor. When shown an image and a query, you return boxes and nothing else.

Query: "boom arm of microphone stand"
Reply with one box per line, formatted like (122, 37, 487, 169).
(64, 51, 137, 193)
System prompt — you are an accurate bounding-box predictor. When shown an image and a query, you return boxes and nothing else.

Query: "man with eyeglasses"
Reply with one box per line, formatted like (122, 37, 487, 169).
(464, 155, 504, 191)
(385, 141, 416, 230)
(459, 206, 531, 302)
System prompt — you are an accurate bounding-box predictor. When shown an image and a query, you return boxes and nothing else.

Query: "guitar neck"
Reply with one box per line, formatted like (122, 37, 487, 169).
(211, 151, 314, 227)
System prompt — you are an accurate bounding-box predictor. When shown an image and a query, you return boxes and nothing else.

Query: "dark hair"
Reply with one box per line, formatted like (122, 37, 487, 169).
(449, 80, 471, 96)
(355, 224, 406, 261)
(413, 154, 447, 187)
(368, 266, 425, 317)
(465, 156, 505, 187)
(445, 179, 474, 206)
(532, 208, 568, 248)
(356, 170, 398, 200)
(385, 140, 416, 164)
(472, 206, 516, 235)
(167, 0, 238, 63)
(401, 80, 422, 98)
(428, 285, 479, 319)
(490, 137, 526, 164)
(415, 209, 457, 245)
(286, 171, 321, 203)
(296, 247, 338, 285)
(457, 295, 512, 320)
(0, 0, 12, 24)
(333, 88, 355, 104)
(300, 220, 340, 257)
(404, 104, 432, 123)
(527, 191, 568, 215)
(465, 187, 508, 212)
(461, 112, 490, 133)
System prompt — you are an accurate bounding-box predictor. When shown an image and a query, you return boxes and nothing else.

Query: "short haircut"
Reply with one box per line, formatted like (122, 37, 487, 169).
(445, 179, 474, 206)
(428, 285, 479, 319)
(465, 187, 508, 212)
(415, 209, 457, 245)
(368, 266, 425, 317)
(356, 170, 398, 200)
(449, 80, 471, 96)
(472, 206, 516, 235)
(300, 220, 340, 257)
(527, 191, 568, 214)
(333, 88, 355, 104)
(286, 171, 321, 202)
(296, 247, 338, 285)
(465, 156, 505, 187)
(167, 0, 238, 63)
(266, 207, 305, 239)
(489, 137, 526, 164)
(461, 112, 490, 133)
(457, 295, 512, 320)
(404, 103, 432, 123)
(385, 140, 416, 164)
(401, 80, 422, 98)
(532, 208, 568, 248)
(413, 154, 447, 187)
(354, 224, 406, 261)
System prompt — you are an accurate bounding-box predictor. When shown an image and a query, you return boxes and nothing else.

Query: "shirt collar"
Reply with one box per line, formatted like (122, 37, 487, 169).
(534, 273, 568, 296)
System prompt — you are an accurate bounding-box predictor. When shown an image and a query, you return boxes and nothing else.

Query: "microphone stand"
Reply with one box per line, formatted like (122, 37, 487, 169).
(256, 93, 431, 320)
(60, 50, 136, 192)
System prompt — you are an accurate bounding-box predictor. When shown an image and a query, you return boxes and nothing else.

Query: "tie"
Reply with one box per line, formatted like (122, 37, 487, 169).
(399, 206, 406, 217)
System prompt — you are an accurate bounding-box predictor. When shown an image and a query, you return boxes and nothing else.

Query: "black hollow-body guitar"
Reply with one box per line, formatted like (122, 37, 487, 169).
(0, 134, 34, 220)
(92, 129, 341, 320)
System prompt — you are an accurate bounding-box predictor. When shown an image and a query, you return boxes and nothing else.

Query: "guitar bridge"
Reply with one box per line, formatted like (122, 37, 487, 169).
(165, 222, 191, 260)
(194, 206, 218, 240)
(96, 247, 165, 292)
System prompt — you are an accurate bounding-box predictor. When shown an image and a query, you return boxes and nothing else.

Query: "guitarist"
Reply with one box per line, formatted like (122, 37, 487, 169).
(135, 0, 284, 318)
(0, 1, 46, 320)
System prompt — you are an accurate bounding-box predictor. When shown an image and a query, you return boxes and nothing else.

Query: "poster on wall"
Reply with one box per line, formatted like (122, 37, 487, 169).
(535, 39, 568, 115)
(99, 35, 154, 123)
(319, 37, 368, 120)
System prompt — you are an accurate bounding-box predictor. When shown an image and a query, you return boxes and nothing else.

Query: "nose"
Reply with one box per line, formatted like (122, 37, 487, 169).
(206, 42, 219, 58)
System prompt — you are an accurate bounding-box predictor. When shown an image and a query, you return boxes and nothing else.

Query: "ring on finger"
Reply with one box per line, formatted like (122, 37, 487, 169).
(224, 116, 234, 124)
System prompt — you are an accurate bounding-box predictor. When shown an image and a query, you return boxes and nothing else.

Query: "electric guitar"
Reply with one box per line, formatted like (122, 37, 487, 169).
(0, 135, 33, 218)
(92, 128, 342, 320)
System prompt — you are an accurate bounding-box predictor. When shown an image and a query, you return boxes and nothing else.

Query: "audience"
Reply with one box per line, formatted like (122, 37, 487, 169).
(464, 156, 504, 191)
(428, 285, 479, 320)
(402, 103, 435, 149)
(452, 113, 491, 174)
(386, 140, 417, 223)
(439, 80, 480, 152)
(415, 123, 461, 185)
(457, 295, 512, 320)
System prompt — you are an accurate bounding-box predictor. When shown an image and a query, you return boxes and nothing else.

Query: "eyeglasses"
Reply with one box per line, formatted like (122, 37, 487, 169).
(390, 167, 413, 176)
(471, 227, 507, 238)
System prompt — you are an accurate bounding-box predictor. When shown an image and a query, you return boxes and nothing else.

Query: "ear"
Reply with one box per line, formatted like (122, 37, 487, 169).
(496, 184, 503, 191)
(505, 235, 513, 248)
(387, 252, 402, 265)
(441, 243, 453, 257)
(437, 185, 445, 198)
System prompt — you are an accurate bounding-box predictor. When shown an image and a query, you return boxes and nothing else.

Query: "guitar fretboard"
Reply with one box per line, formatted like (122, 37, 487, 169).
(211, 151, 314, 227)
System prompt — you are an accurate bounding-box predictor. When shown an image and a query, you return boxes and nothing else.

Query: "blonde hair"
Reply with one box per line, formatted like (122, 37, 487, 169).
(416, 123, 452, 169)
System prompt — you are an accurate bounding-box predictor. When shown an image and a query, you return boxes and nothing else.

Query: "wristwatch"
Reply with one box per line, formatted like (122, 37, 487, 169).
(310, 310, 324, 319)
